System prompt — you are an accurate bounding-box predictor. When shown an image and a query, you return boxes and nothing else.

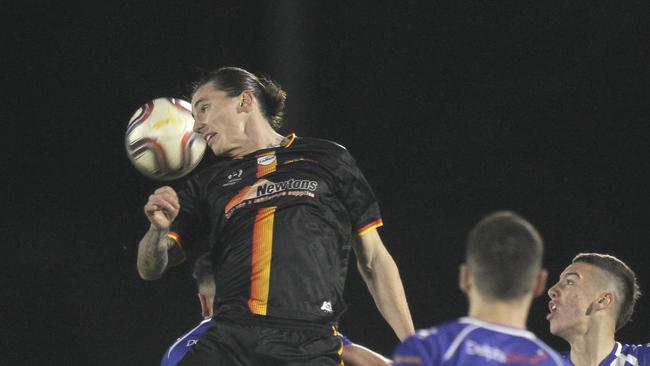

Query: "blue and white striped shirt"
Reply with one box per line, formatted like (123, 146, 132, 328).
(393, 317, 568, 365)
(563, 342, 650, 366)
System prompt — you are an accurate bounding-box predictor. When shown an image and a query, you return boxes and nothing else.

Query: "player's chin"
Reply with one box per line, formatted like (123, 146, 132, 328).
(547, 320, 562, 336)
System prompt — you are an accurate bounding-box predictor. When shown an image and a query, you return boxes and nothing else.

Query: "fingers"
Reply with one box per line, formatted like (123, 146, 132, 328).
(144, 186, 180, 214)
(154, 186, 178, 199)
(145, 196, 178, 213)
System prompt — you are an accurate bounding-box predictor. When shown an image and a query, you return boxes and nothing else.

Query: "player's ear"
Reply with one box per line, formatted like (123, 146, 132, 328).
(533, 269, 548, 297)
(238, 90, 253, 112)
(459, 263, 470, 294)
(595, 292, 614, 311)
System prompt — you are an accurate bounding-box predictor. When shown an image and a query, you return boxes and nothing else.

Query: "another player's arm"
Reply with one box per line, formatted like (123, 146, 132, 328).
(137, 186, 184, 280)
(352, 229, 415, 341)
(392, 336, 432, 366)
(343, 343, 393, 366)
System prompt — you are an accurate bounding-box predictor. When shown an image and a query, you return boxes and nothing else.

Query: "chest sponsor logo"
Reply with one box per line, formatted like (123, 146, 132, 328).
(256, 179, 318, 195)
(225, 178, 319, 218)
(465, 340, 549, 364)
(257, 154, 276, 166)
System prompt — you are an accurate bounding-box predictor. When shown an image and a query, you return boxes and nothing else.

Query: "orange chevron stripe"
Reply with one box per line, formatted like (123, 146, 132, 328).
(358, 219, 384, 236)
(248, 206, 276, 315)
(225, 185, 254, 213)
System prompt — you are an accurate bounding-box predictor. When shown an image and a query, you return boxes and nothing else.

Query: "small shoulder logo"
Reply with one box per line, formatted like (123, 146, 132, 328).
(228, 169, 243, 180)
(223, 169, 243, 186)
(257, 154, 276, 166)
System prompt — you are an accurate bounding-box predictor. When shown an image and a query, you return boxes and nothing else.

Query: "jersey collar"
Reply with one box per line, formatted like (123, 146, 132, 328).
(234, 132, 297, 160)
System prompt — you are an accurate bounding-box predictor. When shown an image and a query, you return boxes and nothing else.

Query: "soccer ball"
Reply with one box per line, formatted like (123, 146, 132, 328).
(125, 97, 206, 181)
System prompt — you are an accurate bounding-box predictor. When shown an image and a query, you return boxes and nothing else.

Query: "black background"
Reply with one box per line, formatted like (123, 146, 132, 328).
(5, 1, 649, 365)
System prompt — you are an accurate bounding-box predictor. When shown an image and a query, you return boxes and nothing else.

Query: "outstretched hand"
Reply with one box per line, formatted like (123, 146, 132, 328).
(144, 186, 180, 230)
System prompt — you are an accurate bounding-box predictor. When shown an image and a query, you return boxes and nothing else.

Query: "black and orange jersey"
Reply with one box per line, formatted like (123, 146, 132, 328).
(169, 134, 383, 325)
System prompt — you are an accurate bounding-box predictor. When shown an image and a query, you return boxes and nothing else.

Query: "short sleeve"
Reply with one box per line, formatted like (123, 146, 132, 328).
(168, 177, 206, 255)
(393, 336, 437, 366)
(635, 344, 650, 364)
(331, 146, 383, 236)
(338, 333, 353, 346)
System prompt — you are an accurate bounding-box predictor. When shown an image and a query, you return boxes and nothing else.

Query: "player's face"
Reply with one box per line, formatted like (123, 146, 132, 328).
(546, 262, 601, 338)
(191, 83, 245, 157)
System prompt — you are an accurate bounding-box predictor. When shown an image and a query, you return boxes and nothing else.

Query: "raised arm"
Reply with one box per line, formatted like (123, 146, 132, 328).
(352, 229, 414, 341)
(137, 186, 184, 280)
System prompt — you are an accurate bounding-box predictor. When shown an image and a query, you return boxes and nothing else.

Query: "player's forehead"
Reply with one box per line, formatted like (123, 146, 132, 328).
(191, 83, 227, 106)
(559, 262, 595, 281)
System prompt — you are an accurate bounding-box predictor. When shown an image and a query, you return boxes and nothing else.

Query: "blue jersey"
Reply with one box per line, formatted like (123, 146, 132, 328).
(160, 318, 212, 366)
(563, 342, 650, 366)
(393, 317, 566, 365)
(339, 333, 352, 346)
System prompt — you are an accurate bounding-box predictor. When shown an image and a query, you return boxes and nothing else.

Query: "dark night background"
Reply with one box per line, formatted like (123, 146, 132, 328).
(5, 1, 649, 365)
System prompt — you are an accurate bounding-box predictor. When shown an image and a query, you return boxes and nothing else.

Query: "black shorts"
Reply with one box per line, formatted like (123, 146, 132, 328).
(178, 318, 343, 366)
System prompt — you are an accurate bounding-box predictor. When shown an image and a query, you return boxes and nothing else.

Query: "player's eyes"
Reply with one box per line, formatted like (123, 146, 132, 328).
(566, 279, 574, 285)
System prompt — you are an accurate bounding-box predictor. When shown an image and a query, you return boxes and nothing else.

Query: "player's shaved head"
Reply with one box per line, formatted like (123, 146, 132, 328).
(572, 253, 641, 331)
(466, 211, 544, 300)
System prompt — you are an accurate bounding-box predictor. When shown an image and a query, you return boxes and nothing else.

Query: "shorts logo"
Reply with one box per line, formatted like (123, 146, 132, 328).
(257, 155, 276, 166)
(320, 301, 333, 313)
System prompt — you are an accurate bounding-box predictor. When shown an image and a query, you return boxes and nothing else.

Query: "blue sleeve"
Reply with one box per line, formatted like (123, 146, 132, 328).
(636, 344, 650, 365)
(160, 340, 186, 366)
(338, 333, 352, 346)
(160, 320, 210, 366)
(393, 336, 437, 365)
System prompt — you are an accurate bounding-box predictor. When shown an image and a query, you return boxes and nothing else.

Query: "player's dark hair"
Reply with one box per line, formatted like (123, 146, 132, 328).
(192, 253, 215, 290)
(466, 211, 544, 300)
(572, 253, 641, 331)
(192, 66, 287, 130)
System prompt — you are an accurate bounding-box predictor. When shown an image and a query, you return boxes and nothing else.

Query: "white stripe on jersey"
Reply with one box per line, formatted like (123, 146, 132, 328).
(610, 342, 639, 366)
(442, 325, 479, 361)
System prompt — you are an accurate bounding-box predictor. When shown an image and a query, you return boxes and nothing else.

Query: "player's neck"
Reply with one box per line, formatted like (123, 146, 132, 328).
(233, 115, 285, 157)
(565, 321, 615, 366)
(467, 295, 531, 329)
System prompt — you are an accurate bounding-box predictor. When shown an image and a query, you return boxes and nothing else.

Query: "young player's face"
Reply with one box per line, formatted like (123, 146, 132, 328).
(546, 262, 601, 338)
(191, 83, 245, 157)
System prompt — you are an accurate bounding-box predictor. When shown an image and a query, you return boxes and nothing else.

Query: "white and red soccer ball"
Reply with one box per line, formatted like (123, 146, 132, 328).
(125, 97, 206, 181)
